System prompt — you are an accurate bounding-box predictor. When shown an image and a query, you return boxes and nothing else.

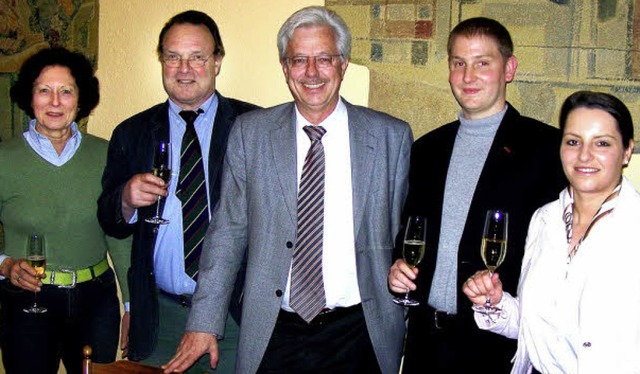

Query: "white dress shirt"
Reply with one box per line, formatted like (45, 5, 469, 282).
(282, 99, 361, 311)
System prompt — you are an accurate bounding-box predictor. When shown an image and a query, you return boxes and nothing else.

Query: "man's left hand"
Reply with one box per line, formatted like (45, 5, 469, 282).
(162, 331, 219, 373)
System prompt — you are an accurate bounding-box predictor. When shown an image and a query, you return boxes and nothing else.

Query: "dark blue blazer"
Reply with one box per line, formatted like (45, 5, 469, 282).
(98, 92, 259, 361)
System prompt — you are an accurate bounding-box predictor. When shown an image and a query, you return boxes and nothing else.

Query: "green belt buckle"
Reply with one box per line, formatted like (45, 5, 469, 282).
(51, 268, 77, 289)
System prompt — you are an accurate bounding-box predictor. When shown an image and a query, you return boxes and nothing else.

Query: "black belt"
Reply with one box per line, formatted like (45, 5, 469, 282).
(425, 305, 457, 330)
(159, 290, 193, 308)
(278, 304, 362, 326)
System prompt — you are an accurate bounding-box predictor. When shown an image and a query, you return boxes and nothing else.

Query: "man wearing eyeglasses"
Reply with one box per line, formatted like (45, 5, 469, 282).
(98, 10, 258, 373)
(163, 6, 411, 374)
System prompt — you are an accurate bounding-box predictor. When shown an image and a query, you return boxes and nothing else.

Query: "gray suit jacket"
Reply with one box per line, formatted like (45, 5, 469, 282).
(187, 100, 412, 374)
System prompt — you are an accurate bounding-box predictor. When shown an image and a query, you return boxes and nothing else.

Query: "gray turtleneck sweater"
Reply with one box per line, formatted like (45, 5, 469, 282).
(428, 106, 507, 314)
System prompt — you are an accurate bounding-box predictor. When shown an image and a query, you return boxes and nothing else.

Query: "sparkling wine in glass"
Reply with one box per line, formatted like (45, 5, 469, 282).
(472, 210, 508, 315)
(393, 216, 426, 307)
(145, 141, 172, 225)
(24, 233, 47, 314)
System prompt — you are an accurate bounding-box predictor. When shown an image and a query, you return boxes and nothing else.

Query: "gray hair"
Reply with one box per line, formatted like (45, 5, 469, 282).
(277, 6, 351, 62)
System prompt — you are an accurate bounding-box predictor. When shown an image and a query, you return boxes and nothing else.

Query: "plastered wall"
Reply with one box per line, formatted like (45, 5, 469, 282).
(90, 0, 372, 139)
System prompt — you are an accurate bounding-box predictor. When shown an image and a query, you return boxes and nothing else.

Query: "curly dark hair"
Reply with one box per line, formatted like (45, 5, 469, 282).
(10, 47, 100, 121)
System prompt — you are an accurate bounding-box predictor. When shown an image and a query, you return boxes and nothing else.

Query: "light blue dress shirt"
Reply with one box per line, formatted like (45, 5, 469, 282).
(24, 119, 82, 166)
(152, 95, 218, 296)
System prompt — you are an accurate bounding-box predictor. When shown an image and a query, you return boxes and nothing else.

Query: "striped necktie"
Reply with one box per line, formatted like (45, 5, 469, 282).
(177, 109, 208, 279)
(290, 125, 327, 323)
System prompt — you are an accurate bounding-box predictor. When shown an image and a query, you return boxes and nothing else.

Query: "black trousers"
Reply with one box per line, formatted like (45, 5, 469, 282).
(402, 305, 516, 374)
(257, 304, 380, 373)
(0, 269, 120, 374)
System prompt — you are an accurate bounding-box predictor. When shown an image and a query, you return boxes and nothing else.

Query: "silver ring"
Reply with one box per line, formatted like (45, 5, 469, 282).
(16, 275, 20, 283)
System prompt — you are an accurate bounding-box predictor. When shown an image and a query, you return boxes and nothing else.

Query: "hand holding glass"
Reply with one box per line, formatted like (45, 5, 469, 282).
(23, 233, 47, 314)
(393, 216, 426, 306)
(145, 141, 172, 225)
(472, 210, 508, 315)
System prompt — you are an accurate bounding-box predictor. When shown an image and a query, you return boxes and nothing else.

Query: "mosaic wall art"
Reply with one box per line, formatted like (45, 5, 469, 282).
(0, 0, 98, 143)
(328, 0, 640, 144)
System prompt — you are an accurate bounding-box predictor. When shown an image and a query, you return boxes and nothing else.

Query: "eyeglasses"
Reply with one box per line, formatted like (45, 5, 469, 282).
(284, 54, 342, 69)
(161, 54, 214, 68)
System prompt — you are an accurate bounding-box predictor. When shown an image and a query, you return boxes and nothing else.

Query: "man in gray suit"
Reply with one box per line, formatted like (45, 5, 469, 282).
(164, 6, 411, 373)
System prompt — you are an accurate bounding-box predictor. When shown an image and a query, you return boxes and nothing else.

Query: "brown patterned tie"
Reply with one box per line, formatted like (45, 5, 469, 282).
(290, 125, 327, 323)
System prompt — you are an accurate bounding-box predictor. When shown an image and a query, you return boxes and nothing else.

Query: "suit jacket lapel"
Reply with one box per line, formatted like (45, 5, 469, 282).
(271, 104, 299, 225)
(422, 123, 458, 282)
(208, 92, 235, 203)
(471, 105, 519, 206)
(457, 106, 519, 280)
(430, 123, 458, 229)
(150, 101, 171, 148)
(346, 102, 376, 238)
(272, 101, 378, 229)
(145, 101, 171, 217)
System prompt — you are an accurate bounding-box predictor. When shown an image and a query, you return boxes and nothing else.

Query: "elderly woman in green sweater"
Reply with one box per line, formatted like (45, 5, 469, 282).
(0, 47, 130, 373)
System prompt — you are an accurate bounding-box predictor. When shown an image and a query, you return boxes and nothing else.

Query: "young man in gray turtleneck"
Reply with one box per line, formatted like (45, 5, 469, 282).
(388, 17, 567, 373)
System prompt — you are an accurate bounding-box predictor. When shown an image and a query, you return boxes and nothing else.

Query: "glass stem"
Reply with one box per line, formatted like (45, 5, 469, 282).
(485, 270, 494, 307)
(155, 195, 162, 217)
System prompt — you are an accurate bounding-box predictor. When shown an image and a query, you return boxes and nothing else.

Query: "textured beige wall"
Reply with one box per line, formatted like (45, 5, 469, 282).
(326, 0, 640, 187)
(329, 0, 640, 143)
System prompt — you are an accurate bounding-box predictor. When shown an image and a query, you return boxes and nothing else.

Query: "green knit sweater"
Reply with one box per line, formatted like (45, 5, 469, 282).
(0, 134, 130, 302)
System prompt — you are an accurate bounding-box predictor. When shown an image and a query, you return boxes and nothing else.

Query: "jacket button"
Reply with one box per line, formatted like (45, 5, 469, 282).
(275, 289, 283, 297)
(152, 226, 159, 234)
(583, 342, 591, 348)
(286, 241, 293, 249)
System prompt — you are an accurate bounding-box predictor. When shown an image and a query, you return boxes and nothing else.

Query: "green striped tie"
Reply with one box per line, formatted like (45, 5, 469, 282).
(176, 109, 208, 279)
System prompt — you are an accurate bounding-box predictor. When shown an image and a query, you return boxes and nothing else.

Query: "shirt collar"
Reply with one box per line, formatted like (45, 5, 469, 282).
(561, 182, 622, 257)
(23, 119, 82, 167)
(295, 97, 346, 132)
(168, 93, 218, 127)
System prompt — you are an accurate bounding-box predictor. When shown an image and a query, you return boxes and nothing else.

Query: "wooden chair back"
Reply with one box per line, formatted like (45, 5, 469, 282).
(82, 345, 164, 374)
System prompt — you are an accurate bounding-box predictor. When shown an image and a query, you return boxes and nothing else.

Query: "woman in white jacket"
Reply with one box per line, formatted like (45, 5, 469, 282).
(463, 90, 640, 374)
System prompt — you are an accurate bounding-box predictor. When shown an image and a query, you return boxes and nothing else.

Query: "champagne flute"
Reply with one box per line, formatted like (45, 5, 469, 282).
(23, 233, 47, 314)
(472, 209, 508, 315)
(393, 216, 427, 306)
(145, 141, 172, 225)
